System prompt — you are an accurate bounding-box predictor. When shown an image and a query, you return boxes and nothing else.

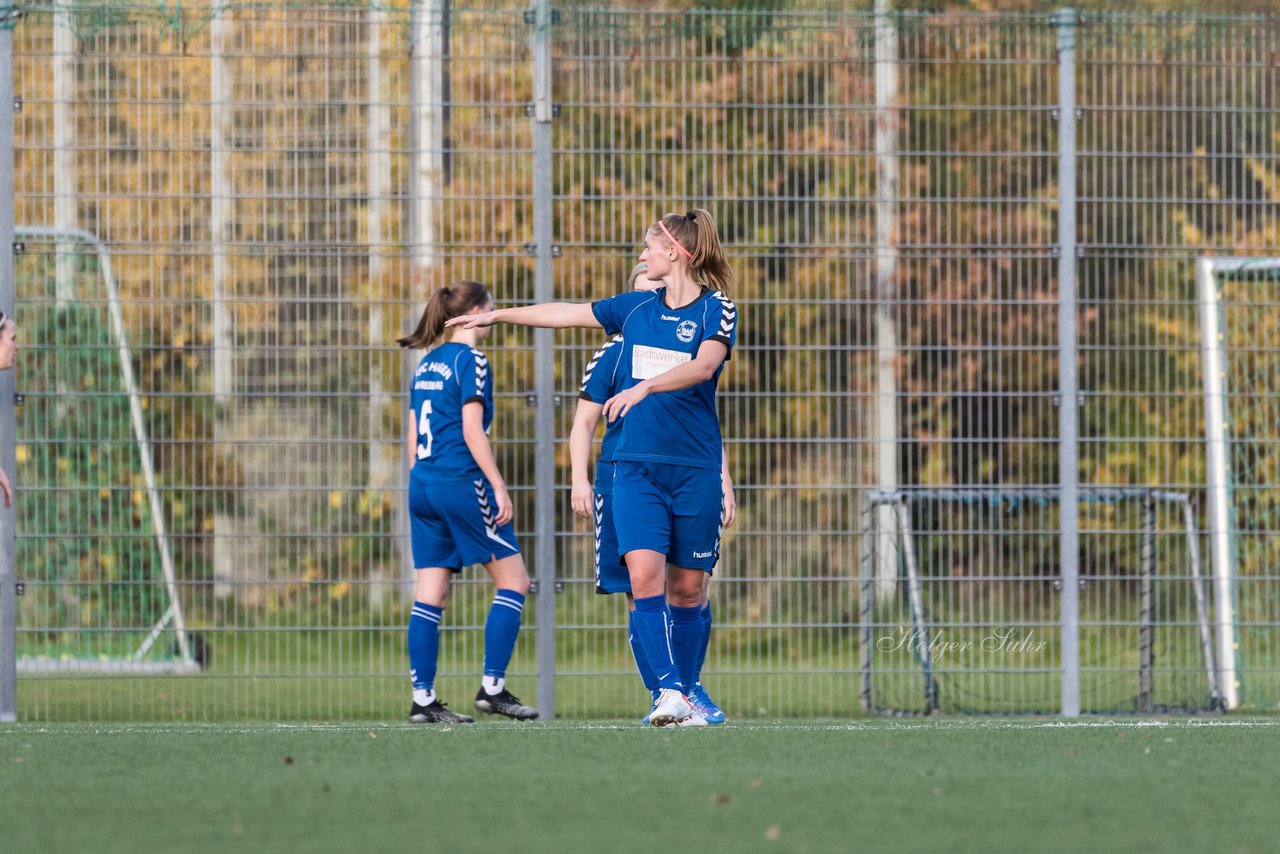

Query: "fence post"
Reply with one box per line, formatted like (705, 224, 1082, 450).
(873, 0, 900, 603)
(1138, 493, 1155, 713)
(530, 0, 557, 718)
(0, 4, 17, 723)
(53, 5, 73, 308)
(1055, 8, 1081, 718)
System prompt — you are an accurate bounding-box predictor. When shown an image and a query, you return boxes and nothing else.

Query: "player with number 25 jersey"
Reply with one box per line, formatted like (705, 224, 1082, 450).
(398, 280, 537, 726)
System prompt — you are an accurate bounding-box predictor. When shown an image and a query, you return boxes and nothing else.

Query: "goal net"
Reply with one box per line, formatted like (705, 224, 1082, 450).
(861, 489, 1219, 715)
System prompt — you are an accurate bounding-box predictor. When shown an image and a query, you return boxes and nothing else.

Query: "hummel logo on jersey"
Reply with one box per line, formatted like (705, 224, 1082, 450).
(693, 550, 714, 559)
(660, 314, 681, 321)
(676, 320, 698, 343)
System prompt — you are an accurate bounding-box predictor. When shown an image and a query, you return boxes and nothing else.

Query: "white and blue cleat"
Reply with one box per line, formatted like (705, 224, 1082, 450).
(688, 681, 726, 725)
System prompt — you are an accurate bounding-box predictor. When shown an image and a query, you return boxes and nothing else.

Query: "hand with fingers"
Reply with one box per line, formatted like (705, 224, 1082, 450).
(721, 479, 736, 529)
(571, 479, 594, 519)
(491, 480, 513, 526)
(602, 383, 650, 423)
(445, 311, 499, 330)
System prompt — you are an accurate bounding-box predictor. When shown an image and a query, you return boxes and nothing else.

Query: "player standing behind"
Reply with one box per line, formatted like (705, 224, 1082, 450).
(398, 281, 539, 724)
(449, 210, 737, 727)
(568, 264, 735, 725)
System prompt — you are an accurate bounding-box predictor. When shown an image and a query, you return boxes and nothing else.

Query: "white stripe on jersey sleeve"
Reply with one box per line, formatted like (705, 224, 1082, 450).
(579, 335, 624, 391)
(469, 348, 490, 399)
(710, 291, 737, 340)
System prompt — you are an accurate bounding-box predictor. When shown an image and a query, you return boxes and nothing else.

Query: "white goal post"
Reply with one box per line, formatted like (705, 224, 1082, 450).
(1194, 257, 1280, 711)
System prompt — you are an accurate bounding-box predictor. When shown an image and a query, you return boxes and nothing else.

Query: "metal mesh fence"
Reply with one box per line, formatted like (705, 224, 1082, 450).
(3, 3, 1278, 721)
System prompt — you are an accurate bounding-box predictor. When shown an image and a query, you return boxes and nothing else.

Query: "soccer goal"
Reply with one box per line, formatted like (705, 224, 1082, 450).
(860, 488, 1220, 716)
(13, 227, 198, 675)
(1196, 256, 1280, 711)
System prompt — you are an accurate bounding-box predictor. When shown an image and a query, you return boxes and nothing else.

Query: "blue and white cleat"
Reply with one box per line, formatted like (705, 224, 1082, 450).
(688, 682, 726, 725)
(640, 689, 661, 726)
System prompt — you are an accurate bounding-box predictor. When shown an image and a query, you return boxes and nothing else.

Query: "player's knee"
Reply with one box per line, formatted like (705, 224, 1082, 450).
(507, 572, 531, 596)
(667, 578, 702, 608)
(416, 589, 449, 609)
(493, 558, 530, 595)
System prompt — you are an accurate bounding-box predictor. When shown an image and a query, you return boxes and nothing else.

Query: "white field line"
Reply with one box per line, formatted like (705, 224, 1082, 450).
(5, 718, 1280, 736)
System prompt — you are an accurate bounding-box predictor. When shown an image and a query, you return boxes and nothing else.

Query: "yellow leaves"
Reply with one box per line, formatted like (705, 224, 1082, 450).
(355, 491, 390, 521)
(919, 449, 952, 487)
(15, 445, 27, 464)
(329, 581, 350, 601)
(1181, 220, 1204, 246)
(1246, 157, 1280, 198)
(329, 490, 343, 509)
(1153, 318, 1185, 340)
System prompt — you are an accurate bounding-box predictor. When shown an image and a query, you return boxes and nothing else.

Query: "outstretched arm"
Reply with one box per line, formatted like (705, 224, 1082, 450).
(446, 302, 601, 331)
(568, 400, 604, 519)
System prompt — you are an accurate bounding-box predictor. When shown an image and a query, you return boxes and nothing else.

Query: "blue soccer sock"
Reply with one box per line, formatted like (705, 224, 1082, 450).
(670, 604, 704, 690)
(628, 608, 659, 692)
(408, 601, 443, 695)
(693, 600, 713, 685)
(483, 589, 525, 684)
(632, 594, 682, 691)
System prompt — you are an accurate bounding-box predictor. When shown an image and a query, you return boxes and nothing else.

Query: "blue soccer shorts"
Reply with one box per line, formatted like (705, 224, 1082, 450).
(409, 476, 521, 571)
(593, 490, 630, 594)
(612, 460, 722, 571)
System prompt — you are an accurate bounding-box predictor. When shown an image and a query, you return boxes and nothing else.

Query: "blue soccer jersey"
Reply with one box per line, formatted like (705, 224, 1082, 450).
(578, 334, 625, 494)
(408, 341, 493, 482)
(590, 287, 737, 471)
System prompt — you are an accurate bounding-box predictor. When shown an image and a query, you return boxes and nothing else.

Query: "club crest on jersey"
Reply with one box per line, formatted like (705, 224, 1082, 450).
(675, 320, 698, 343)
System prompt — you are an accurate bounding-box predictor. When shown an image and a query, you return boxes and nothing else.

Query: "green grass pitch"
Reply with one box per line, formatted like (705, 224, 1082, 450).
(1, 718, 1274, 854)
